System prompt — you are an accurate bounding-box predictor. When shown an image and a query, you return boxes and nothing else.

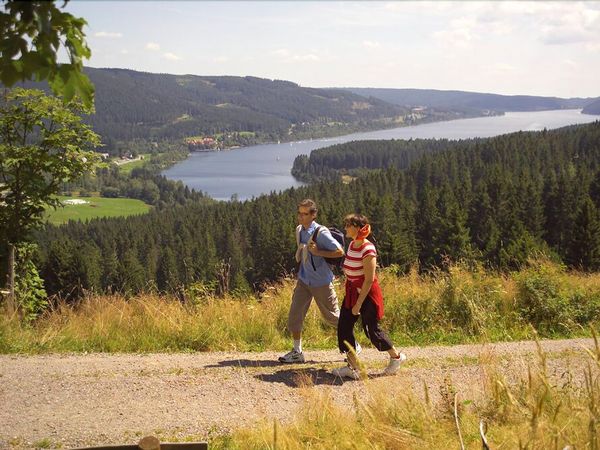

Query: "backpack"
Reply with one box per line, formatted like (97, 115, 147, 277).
(310, 225, 345, 270)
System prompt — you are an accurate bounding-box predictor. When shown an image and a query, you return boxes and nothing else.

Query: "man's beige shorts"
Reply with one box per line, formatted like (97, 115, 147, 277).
(288, 279, 340, 334)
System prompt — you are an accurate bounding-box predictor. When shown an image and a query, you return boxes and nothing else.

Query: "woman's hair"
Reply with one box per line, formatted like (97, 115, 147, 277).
(343, 213, 369, 228)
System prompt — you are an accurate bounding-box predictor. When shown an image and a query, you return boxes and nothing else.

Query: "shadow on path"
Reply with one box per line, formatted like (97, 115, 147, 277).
(256, 367, 348, 387)
(205, 359, 283, 368)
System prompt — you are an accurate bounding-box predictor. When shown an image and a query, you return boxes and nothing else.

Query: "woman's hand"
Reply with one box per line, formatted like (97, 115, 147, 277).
(352, 303, 361, 316)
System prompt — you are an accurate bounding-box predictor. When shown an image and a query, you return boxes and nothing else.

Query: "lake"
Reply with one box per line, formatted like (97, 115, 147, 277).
(163, 110, 598, 201)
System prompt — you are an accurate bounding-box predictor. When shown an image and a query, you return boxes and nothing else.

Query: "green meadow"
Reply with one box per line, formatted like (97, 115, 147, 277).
(115, 154, 151, 174)
(45, 196, 151, 225)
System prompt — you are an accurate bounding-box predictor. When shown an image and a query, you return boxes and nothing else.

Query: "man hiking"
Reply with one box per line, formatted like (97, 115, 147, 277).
(278, 199, 345, 363)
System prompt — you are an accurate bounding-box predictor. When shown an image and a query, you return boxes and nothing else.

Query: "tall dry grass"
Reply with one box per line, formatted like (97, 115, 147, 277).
(210, 333, 600, 449)
(1, 259, 599, 353)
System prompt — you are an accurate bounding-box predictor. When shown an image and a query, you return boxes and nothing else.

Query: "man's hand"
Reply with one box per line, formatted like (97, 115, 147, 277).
(307, 241, 319, 255)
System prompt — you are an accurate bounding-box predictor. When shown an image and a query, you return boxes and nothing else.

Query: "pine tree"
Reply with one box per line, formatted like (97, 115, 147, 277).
(567, 198, 600, 271)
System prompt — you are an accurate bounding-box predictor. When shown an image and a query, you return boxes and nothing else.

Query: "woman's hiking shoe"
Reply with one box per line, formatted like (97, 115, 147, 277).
(382, 352, 407, 375)
(343, 341, 362, 362)
(278, 349, 305, 363)
(332, 365, 360, 380)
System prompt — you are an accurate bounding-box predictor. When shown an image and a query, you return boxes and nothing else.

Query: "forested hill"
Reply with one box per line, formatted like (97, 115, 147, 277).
(73, 68, 414, 144)
(36, 121, 600, 298)
(292, 139, 458, 183)
(344, 87, 599, 115)
(583, 99, 600, 115)
(292, 120, 600, 183)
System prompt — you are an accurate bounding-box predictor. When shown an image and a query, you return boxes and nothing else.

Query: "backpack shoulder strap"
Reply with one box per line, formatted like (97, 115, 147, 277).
(295, 225, 302, 246)
(309, 225, 323, 271)
(311, 225, 323, 243)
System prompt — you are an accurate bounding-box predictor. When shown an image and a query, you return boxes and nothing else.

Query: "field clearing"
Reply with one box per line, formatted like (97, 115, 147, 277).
(45, 196, 151, 225)
(116, 154, 151, 174)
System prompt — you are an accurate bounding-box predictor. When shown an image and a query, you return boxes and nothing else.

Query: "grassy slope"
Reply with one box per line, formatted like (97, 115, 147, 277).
(45, 196, 151, 225)
(115, 154, 152, 175)
(210, 341, 600, 449)
(1, 259, 598, 354)
(2, 260, 599, 448)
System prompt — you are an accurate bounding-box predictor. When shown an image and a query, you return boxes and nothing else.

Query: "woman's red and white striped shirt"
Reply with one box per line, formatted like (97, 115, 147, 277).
(343, 240, 377, 281)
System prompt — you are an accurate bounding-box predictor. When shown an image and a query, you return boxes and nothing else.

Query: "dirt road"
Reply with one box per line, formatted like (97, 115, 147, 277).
(0, 337, 596, 449)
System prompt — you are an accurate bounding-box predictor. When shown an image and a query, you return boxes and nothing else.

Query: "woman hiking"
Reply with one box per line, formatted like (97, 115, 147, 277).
(332, 213, 406, 379)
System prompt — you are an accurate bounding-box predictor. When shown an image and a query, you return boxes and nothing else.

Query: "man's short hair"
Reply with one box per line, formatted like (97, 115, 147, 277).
(298, 198, 318, 214)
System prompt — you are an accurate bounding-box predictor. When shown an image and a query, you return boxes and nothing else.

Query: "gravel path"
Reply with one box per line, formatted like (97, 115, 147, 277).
(0, 337, 597, 449)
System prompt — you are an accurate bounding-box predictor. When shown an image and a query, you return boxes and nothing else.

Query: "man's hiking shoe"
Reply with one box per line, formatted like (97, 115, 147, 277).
(332, 365, 360, 380)
(278, 349, 305, 364)
(382, 352, 407, 375)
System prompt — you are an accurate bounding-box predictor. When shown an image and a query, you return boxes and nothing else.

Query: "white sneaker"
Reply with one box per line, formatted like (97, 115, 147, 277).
(383, 353, 407, 375)
(332, 365, 360, 380)
(278, 349, 305, 364)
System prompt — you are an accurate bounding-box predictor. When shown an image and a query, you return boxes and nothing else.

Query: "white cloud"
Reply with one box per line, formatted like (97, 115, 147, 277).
(586, 42, 600, 52)
(291, 53, 319, 62)
(146, 42, 161, 51)
(425, 1, 600, 50)
(94, 31, 123, 38)
(493, 63, 517, 72)
(272, 49, 291, 58)
(120, 49, 129, 55)
(384, 1, 452, 14)
(214, 56, 230, 63)
(541, 29, 591, 45)
(271, 48, 319, 63)
(163, 52, 181, 61)
(433, 27, 475, 48)
(363, 40, 381, 49)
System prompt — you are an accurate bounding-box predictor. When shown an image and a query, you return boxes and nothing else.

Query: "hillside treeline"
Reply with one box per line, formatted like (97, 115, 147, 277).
(64, 151, 203, 207)
(292, 139, 458, 182)
(583, 99, 600, 115)
(35, 121, 600, 299)
(24, 68, 412, 151)
(346, 87, 597, 114)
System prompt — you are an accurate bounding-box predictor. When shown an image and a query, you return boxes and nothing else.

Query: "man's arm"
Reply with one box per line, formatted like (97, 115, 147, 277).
(307, 229, 344, 257)
(308, 244, 344, 258)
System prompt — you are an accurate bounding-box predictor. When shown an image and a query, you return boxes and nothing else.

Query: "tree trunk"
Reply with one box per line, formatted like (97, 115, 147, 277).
(6, 243, 16, 315)
(216, 259, 231, 297)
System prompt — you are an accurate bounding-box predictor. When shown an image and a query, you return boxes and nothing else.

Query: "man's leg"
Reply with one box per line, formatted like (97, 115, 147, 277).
(311, 282, 340, 328)
(279, 280, 312, 363)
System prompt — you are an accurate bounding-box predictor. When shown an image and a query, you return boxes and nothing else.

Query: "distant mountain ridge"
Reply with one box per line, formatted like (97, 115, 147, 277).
(344, 87, 600, 115)
(76, 68, 414, 146)
(583, 99, 600, 115)
(18, 68, 599, 152)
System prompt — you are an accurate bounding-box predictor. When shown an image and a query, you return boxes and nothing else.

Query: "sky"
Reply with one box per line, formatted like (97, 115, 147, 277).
(65, 1, 600, 99)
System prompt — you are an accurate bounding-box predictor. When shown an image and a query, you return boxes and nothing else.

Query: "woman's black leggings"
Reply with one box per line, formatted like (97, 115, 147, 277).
(337, 297, 393, 353)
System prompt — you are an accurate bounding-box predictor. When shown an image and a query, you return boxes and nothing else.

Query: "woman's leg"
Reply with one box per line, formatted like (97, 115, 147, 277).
(359, 298, 398, 356)
(338, 306, 360, 368)
(359, 298, 406, 374)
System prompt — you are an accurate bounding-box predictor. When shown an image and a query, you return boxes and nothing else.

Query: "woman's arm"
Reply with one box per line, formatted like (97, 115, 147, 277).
(352, 255, 376, 315)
